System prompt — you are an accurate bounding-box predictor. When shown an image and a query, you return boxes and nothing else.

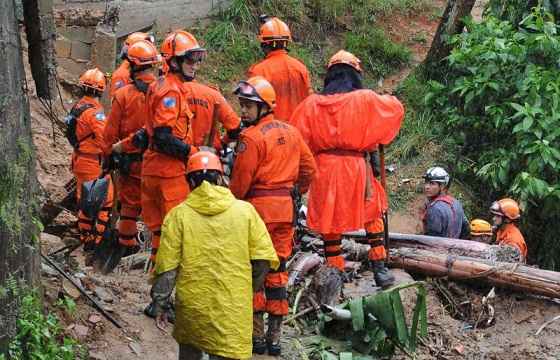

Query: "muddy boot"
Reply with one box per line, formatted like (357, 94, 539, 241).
(252, 312, 266, 354)
(266, 315, 283, 356)
(371, 260, 395, 289)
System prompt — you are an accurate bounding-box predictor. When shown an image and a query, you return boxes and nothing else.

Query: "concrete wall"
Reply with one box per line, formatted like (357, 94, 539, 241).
(53, 0, 229, 80)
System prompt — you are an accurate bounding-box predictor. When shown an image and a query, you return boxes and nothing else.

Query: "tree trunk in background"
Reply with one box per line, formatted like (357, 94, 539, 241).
(22, 0, 57, 100)
(422, 0, 476, 80)
(0, 0, 41, 355)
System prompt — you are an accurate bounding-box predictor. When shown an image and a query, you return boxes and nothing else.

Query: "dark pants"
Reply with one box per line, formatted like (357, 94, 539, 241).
(178, 344, 235, 360)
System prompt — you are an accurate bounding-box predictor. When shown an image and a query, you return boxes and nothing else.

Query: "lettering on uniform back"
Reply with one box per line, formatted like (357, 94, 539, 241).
(260, 121, 288, 135)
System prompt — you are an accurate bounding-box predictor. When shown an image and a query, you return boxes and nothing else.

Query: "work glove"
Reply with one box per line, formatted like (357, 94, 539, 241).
(132, 128, 149, 152)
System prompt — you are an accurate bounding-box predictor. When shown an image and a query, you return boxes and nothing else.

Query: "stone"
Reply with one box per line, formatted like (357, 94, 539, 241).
(88, 314, 103, 324)
(55, 37, 71, 58)
(41, 263, 58, 277)
(73, 324, 89, 338)
(70, 40, 91, 61)
(40, 232, 64, 248)
(62, 278, 81, 299)
(94, 286, 114, 303)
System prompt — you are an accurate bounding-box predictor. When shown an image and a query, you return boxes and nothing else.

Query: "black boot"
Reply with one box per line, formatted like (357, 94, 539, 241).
(266, 315, 283, 356)
(252, 312, 266, 354)
(371, 260, 395, 289)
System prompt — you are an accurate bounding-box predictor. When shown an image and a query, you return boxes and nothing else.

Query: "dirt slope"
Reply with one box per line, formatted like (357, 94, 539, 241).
(32, 0, 560, 359)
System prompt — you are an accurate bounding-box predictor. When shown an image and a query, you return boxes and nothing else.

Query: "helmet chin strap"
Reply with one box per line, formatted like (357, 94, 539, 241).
(243, 103, 271, 127)
(172, 57, 195, 81)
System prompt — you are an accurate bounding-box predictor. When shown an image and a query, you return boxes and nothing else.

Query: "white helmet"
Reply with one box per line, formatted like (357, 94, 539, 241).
(423, 166, 451, 188)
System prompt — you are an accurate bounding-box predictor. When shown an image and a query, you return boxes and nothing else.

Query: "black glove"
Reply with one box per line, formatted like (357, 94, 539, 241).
(132, 128, 149, 152)
(152, 127, 190, 159)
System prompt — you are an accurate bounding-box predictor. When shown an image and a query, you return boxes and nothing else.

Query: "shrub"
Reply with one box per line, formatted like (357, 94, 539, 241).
(425, 8, 560, 269)
(4, 293, 85, 360)
(345, 27, 412, 81)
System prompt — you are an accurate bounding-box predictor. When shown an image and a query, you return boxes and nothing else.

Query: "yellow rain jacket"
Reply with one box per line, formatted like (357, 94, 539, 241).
(154, 181, 279, 359)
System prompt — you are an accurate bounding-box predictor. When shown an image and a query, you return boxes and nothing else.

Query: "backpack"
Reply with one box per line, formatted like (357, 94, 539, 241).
(64, 103, 94, 149)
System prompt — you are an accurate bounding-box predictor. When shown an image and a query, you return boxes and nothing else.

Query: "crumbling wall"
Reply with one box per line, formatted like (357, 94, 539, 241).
(54, 8, 105, 80)
(53, 0, 229, 80)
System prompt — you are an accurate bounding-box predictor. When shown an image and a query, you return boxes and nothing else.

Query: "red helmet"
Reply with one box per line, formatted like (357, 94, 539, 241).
(127, 40, 161, 67)
(79, 68, 106, 92)
(490, 198, 521, 220)
(234, 76, 276, 110)
(327, 50, 363, 73)
(160, 30, 206, 61)
(187, 151, 223, 175)
(258, 16, 292, 44)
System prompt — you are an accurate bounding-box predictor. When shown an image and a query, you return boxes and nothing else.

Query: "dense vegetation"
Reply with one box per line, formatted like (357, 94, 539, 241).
(195, 0, 431, 91)
(423, 6, 560, 269)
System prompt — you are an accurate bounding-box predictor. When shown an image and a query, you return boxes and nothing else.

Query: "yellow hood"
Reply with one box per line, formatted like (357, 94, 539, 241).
(185, 181, 235, 216)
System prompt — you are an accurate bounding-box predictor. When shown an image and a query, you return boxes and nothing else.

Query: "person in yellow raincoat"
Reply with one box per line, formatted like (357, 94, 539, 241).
(150, 151, 279, 360)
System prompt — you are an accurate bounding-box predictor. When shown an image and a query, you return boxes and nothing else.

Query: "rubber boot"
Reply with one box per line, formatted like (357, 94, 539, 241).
(266, 315, 283, 356)
(371, 260, 395, 289)
(252, 312, 266, 355)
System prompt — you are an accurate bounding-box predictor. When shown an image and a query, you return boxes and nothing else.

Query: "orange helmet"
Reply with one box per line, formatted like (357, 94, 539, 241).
(160, 30, 206, 61)
(124, 32, 154, 47)
(258, 16, 292, 44)
(234, 76, 276, 110)
(127, 40, 162, 67)
(79, 68, 106, 92)
(490, 198, 521, 221)
(470, 219, 493, 236)
(186, 151, 223, 175)
(327, 50, 363, 73)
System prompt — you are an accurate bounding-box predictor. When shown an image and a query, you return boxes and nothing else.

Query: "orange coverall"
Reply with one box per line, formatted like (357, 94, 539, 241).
(248, 49, 312, 123)
(230, 114, 317, 316)
(71, 96, 114, 246)
(110, 60, 131, 98)
(291, 89, 404, 270)
(142, 72, 193, 260)
(104, 73, 156, 248)
(496, 223, 527, 260)
(183, 81, 240, 148)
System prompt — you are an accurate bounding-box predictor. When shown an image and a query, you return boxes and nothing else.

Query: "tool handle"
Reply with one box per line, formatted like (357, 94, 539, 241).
(41, 253, 123, 329)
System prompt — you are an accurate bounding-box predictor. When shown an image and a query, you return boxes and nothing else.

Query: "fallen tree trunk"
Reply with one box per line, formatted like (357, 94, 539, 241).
(342, 232, 522, 262)
(388, 247, 560, 299)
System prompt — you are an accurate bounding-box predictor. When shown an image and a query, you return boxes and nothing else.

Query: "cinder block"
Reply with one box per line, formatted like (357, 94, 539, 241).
(55, 37, 71, 58)
(70, 40, 91, 61)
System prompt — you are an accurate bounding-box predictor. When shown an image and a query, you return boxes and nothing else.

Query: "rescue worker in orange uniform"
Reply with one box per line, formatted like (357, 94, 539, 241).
(291, 50, 404, 288)
(490, 198, 527, 261)
(247, 16, 313, 122)
(229, 76, 317, 356)
(110, 32, 155, 98)
(104, 40, 162, 257)
(141, 30, 199, 270)
(69, 68, 114, 253)
(176, 33, 241, 149)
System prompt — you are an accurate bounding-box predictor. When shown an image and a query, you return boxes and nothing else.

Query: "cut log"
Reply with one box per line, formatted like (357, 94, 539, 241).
(388, 247, 560, 299)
